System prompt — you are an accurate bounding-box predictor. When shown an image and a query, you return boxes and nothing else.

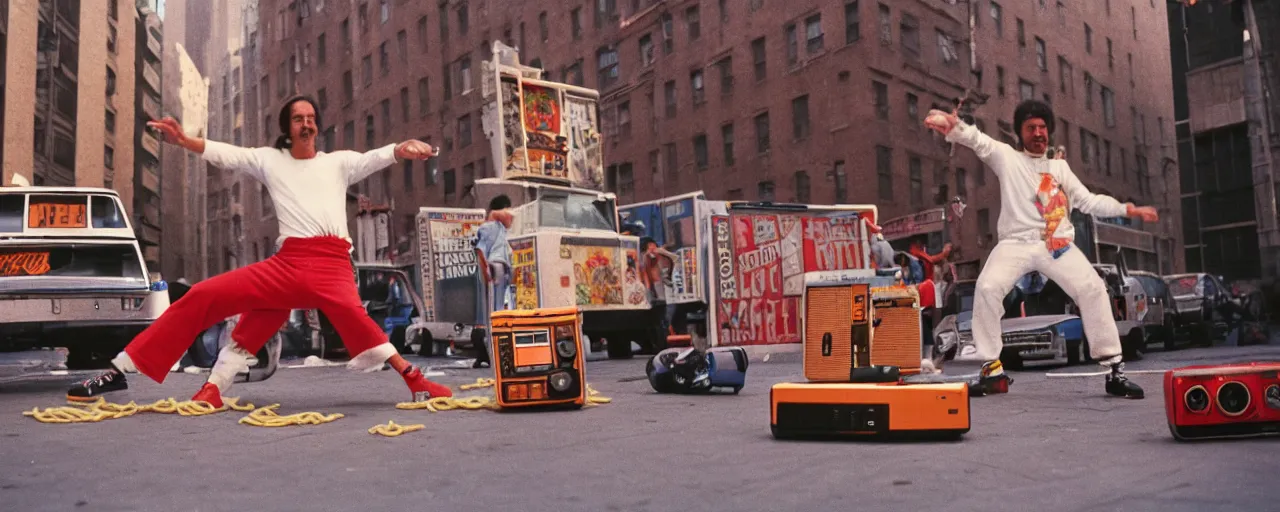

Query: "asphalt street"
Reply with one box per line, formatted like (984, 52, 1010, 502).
(2, 343, 1279, 512)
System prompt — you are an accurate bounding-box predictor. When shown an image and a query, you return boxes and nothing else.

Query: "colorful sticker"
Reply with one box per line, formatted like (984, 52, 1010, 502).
(511, 238, 539, 310)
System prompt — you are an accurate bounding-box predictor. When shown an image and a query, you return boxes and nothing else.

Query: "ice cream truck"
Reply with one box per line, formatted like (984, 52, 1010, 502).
(409, 41, 656, 359)
(619, 192, 880, 348)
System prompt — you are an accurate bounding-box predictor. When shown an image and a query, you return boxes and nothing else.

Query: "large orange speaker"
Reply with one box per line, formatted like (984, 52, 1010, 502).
(802, 271, 920, 382)
(770, 382, 970, 440)
(490, 307, 587, 410)
(1163, 361, 1280, 441)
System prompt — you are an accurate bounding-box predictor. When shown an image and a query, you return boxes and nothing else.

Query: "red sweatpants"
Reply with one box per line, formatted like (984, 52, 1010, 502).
(124, 236, 387, 383)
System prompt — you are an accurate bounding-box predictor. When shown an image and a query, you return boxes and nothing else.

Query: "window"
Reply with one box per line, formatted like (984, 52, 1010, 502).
(403, 160, 414, 189)
(845, 1, 861, 44)
(379, 42, 389, 75)
(397, 31, 408, 64)
(1107, 38, 1114, 70)
(758, 181, 776, 202)
(878, 4, 892, 44)
(909, 155, 922, 206)
(661, 13, 674, 53)
(104, 146, 114, 169)
(1058, 57, 1072, 95)
(785, 23, 798, 66)
(365, 115, 375, 148)
(318, 88, 328, 111)
(755, 112, 771, 153)
(794, 171, 811, 203)
(1084, 23, 1093, 54)
(664, 80, 677, 117)
(418, 17, 428, 49)
(1017, 18, 1025, 51)
(876, 146, 892, 200)
(687, 6, 700, 40)
(1102, 87, 1116, 127)
(344, 121, 356, 147)
(751, 37, 767, 81)
(833, 161, 848, 203)
(617, 101, 631, 136)
(539, 12, 548, 42)
(693, 134, 708, 169)
(341, 18, 351, 48)
(997, 66, 1005, 96)
(906, 93, 918, 125)
(956, 168, 967, 200)
(1104, 140, 1112, 176)
(1035, 38, 1046, 71)
(417, 78, 430, 116)
(690, 70, 704, 105)
(458, 114, 472, 147)
(443, 169, 456, 198)
(664, 143, 677, 180)
(990, 2, 1003, 38)
(978, 208, 991, 238)
(1019, 80, 1034, 102)
(571, 8, 582, 40)
(105, 110, 116, 134)
(805, 14, 824, 53)
(358, 2, 369, 31)
(792, 95, 810, 140)
(380, 0, 389, 23)
(716, 57, 733, 96)
(900, 14, 919, 57)
(722, 123, 735, 166)
(399, 88, 410, 123)
(459, 56, 472, 93)
(457, 3, 469, 35)
(873, 81, 888, 120)
(596, 47, 619, 89)
(343, 71, 354, 104)
(937, 30, 958, 65)
(639, 34, 655, 66)
(362, 55, 372, 85)
(318, 34, 327, 65)
(323, 127, 336, 152)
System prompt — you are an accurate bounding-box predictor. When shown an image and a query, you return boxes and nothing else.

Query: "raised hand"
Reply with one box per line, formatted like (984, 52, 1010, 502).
(1126, 204, 1159, 222)
(147, 117, 189, 146)
(395, 139, 438, 160)
(923, 109, 960, 136)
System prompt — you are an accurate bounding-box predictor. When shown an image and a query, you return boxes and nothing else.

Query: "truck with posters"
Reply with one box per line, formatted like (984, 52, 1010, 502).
(619, 192, 880, 348)
(406, 41, 653, 359)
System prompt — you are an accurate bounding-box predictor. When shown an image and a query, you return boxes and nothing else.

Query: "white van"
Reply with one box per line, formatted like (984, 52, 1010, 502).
(0, 187, 170, 380)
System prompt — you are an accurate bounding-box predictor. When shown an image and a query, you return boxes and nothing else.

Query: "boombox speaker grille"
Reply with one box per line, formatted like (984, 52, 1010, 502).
(871, 301, 922, 373)
(804, 284, 867, 382)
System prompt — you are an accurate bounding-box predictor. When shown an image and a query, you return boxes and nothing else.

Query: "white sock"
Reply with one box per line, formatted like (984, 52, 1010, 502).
(111, 352, 139, 373)
(1097, 354, 1123, 368)
(208, 343, 253, 392)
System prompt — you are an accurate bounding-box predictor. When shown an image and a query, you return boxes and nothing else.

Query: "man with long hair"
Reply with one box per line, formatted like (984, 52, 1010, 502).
(67, 96, 454, 405)
(924, 99, 1158, 399)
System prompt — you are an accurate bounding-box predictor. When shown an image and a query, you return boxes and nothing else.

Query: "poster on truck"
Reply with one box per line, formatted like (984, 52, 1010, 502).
(416, 209, 485, 324)
(510, 238, 540, 310)
(712, 209, 873, 346)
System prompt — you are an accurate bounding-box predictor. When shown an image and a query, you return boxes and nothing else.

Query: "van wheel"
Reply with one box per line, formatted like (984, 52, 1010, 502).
(1000, 349, 1024, 371)
(390, 326, 409, 354)
(1067, 339, 1082, 365)
(415, 329, 437, 357)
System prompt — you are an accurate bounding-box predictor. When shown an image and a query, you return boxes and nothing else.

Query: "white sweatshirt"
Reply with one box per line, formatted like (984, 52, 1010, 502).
(202, 140, 398, 247)
(944, 121, 1128, 249)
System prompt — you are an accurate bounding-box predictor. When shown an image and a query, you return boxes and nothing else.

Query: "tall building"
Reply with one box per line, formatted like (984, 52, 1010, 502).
(160, 0, 206, 283)
(237, 0, 281, 269)
(1, 0, 138, 210)
(135, 5, 164, 271)
(252, 0, 1179, 273)
(1169, 0, 1280, 283)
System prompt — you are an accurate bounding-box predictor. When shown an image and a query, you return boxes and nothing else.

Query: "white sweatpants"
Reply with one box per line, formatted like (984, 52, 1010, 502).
(971, 240, 1123, 366)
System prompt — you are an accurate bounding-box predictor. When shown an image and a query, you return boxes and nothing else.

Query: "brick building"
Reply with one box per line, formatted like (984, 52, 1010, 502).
(135, 5, 165, 271)
(251, 0, 1180, 273)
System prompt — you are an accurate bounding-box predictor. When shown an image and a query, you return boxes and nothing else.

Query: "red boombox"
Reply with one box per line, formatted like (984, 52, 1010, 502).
(1163, 362, 1280, 441)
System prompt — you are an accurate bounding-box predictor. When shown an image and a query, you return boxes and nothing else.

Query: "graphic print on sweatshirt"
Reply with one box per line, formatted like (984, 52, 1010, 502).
(1033, 173, 1071, 253)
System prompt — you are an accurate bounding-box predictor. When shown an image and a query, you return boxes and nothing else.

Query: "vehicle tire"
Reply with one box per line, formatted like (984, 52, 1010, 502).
(1000, 348, 1024, 371)
(1067, 339, 1082, 366)
(1192, 322, 1213, 348)
(471, 328, 489, 360)
(605, 333, 633, 359)
(1123, 329, 1145, 360)
(390, 325, 409, 354)
(415, 329, 437, 357)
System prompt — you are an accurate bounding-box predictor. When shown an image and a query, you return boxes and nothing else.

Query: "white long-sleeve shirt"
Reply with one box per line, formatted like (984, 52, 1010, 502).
(202, 140, 398, 247)
(944, 120, 1128, 249)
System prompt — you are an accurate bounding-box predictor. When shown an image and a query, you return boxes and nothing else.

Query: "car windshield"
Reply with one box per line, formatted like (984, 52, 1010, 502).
(538, 192, 617, 231)
(1166, 276, 1200, 296)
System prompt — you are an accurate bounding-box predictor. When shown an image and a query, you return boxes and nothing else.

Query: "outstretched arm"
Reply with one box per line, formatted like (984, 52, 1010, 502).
(924, 110, 1016, 178)
(1059, 163, 1160, 222)
(149, 117, 266, 181)
(345, 139, 438, 185)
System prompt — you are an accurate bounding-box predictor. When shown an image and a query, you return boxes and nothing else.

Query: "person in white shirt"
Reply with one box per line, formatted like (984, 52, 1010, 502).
(924, 100, 1157, 399)
(68, 96, 454, 405)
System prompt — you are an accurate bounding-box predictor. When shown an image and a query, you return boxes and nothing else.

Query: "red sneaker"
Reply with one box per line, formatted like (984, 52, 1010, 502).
(191, 382, 224, 408)
(402, 366, 453, 401)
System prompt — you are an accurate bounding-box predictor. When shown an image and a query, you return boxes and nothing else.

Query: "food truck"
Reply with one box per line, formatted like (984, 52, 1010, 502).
(410, 41, 652, 359)
(619, 192, 880, 348)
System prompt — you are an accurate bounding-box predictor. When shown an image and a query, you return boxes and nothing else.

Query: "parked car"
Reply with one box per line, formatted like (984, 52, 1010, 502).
(1128, 270, 1180, 351)
(315, 263, 428, 358)
(1163, 273, 1228, 346)
(933, 274, 1088, 371)
(1089, 262, 1149, 360)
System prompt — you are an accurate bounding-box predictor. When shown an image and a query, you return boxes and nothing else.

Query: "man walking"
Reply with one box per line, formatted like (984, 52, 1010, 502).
(472, 195, 515, 368)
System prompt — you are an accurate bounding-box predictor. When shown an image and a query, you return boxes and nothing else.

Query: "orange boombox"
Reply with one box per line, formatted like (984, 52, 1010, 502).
(802, 271, 922, 382)
(489, 307, 587, 410)
(770, 381, 971, 440)
(1163, 361, 1280, 441)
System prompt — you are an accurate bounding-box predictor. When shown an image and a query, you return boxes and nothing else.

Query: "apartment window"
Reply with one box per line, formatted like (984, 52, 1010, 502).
(443, 169, 456, 199)
(661, 13, 674, 53)
(379, 42, 389, 75)
(1084, 73, 1094, 110)
(571, 8, 582, 40)
(997, 66, 1006, 96)
(458, 114, 472, 147)
(359, 3, 369, 31)
(805, 14, 824, 53)
(344, 121, 356, 147)
(1035, 38, 1046, 71)
(104, 146, 114, 169)
(990, 2, 1003, 38)
(876, 146, 892, 200)
(690, 70, 705, 105)
(341, 18, 351, 48)
(937, 30, 958, 65)
(343, 71, 354, 104)
(597, 47, 619, 89)
(1017, 19, 1025, 51)
(539, 12, 548, 41)
(758, 181, 776, 202)
(873, 81, 888, 120)
(1058, 57, 1072, 95)
(618, 101, 631, 136)
(318, 34, 327, 65)
(664, 143, 677, 180)
(417, 17, 428, 49)
(833, 161, 848, 203)
(1104, 140, 1112, 176)
(722, 123, 735, 166)
(457, 3, 469, 35)
(878, 4, 891, 44)
(693, 134, 708, 170)
(909, 155, 922, 206)
(785, 23, 798, 66)
(399, 88, 410, 123)
(380, 0, 390, 23)
(1084, 23, 1093, 54)
(687, 6, 700, 40)
(318, 88, 328, 111)
(1019, 80, 1034, 102)
(105, 110, 116, 134)
(459, 57, 472, 93)
(956, 168, 967, 200)
(1107, 38, 1114, 70)
(978, 209, 991, 239)
(794, 171, 811, 203)
(362, 55, 373, 85)
(106, 68, 117, 97)
(397, 31, 408, 64)
(323, 127, 336, 152)
(755, 112, 771, 153)
(751, 37, 767, 81)
(403, 160, 414, 189)
(664, 80, 677, 118)
(1102, 87, 1116, 127)
(716, 57, 733, 95)
(719, 0, 729, 23)
(845, 1, 861, 44)
(900, 14, 919, 57)
(438, 4, 449, 40)
(792, 95, 810, 140)
(365, 115, 375, 148)
(906, 93, 918, 125)
(639, 34, 655, 66)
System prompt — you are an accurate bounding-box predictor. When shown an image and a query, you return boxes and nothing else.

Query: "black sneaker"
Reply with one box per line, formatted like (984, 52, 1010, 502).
(970, 360, 1012, 396)
(67, 368, 128, 402)
(1105, 364, 1144, 399)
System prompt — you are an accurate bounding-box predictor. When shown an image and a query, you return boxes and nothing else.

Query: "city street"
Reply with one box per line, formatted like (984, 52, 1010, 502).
(2, 343, 1279, 512)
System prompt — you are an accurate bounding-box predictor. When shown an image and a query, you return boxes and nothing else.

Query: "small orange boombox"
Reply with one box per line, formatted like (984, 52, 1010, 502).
(770, 381, 971, 440)
(489, 306, 587, 410)
(802, 272, 922, 382)
(1163, 361, 1280, 441)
